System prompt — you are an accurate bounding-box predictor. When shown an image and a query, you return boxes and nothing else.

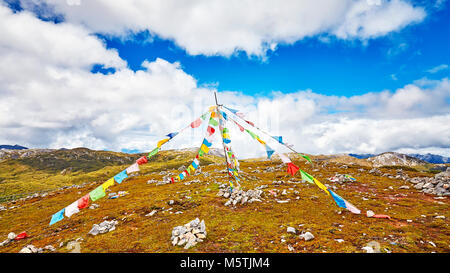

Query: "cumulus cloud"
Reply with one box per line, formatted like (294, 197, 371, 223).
(0, 4, 449, 159)
(15, 0, 426, 57)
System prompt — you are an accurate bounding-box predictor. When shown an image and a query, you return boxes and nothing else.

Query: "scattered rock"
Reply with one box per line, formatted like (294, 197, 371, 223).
(366, 210, 375, 218)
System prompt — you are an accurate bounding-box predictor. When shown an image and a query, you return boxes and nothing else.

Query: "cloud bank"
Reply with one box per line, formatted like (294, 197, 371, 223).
(0, 3, 449, 158)
(16, 0, 426, 57)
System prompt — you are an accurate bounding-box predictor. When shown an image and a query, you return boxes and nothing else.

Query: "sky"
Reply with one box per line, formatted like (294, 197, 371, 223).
(0, 0, 449, 158)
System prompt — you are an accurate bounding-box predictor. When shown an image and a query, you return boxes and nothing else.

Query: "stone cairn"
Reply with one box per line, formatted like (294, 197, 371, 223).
(88, 220, 118, 236)
(328, 173, 356, 184)
(171, 218, 206, 249)
(217, 185, 263, 206)
(409, 167, 450, 196)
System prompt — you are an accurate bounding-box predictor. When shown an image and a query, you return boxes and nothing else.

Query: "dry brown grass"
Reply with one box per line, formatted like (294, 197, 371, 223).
(0, 156, 448, 253)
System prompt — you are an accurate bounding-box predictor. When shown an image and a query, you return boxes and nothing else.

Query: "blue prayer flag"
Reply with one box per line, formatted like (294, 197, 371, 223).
(328, 189, 347, 208)
(265, 144, 275, 159)
(114, 170, 128, 184)
(166, 132, 178, 139)
(49, 208, 65, 226)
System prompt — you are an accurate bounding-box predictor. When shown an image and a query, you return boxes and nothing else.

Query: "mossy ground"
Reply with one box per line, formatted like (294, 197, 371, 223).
(0, 153, 448, 253)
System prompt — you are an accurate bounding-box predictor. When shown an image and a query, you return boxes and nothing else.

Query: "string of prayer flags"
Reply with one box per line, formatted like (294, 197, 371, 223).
(126, 163, 140, 174)
(114, 170, 128, 184)
(89, 185, 106, 202)
(77, 194, 90, 209)
(286, 162, 300, 176)
(64, 201, 80, 218)
(49, 209, 65, 226)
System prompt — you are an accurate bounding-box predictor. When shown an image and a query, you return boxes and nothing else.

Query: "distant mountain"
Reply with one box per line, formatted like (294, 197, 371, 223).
(349, 152, 449, 164)
(0, 144, 28, 150)
(366, 152, 427, 167)
(407, 153, 450, 164)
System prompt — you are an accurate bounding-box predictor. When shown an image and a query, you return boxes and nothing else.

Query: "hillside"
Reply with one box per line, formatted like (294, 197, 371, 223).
(0, 149, 448, 253)
(366, 152, 428, 167)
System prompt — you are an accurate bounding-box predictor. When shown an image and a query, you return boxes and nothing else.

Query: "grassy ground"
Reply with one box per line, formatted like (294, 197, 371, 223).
(0, 152, 448, 253)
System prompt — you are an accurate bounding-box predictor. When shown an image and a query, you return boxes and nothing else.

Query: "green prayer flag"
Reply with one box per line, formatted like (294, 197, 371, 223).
(222, 128, 229, 134)
(198, 149, 205, 157)
(148, 147, 159, 158)
(89, 185, 106, 202)
(201, 113, 209, 120)
(300, 170, 314, 184)
(209, 118, 219, 127)
(300, 154, 312, 163)
(245, 129, 257, 139)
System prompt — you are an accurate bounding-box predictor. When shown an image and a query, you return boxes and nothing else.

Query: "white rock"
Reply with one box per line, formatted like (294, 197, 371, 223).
(286, 227, 296, 234)
(366, 210, 375, 217)
(362, 246, 374, 253)
(300, 232, 314, 241)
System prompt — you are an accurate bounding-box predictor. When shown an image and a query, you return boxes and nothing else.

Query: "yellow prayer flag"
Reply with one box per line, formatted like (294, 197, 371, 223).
(313, 178, 330, 195)
(200, 144, 209, 154)
(157, 138, 169, 148)
(102, 178, 115, 191)
(256, 137, 266, 145)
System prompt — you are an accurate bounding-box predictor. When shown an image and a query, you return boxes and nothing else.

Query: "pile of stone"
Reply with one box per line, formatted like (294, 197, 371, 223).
(328, 174, 356, 184)
(217, 187, 263, 206)
(18, 244, 55, 253)
(369, 168, 382, 175)
(88, 220, 118, 236)
(171, 218, 206, 249)
(0, 205, 6, 212)
(409, 167, 450, 196)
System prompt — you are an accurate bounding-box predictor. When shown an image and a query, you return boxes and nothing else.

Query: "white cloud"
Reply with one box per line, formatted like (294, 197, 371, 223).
(16, 0, 426, 57)
(426, 64, 449, 74)
(0, 4, 449, 159)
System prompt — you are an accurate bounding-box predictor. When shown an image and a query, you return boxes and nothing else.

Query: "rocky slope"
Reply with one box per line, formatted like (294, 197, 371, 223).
(366, 152, 427, 167)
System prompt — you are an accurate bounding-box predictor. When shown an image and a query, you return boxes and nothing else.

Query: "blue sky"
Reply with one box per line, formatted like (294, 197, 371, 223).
(0, 0, 449, 157)
(94, 2, 450, 97)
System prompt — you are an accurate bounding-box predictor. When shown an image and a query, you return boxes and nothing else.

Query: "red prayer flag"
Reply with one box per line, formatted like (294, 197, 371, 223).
(14, 232, 28, 240)
(171, 177, 175, 184)
(245, 120, 255, 126)
(77, 194, 90, 209)
(136, 156, 148, 165)
(207, 126, 215, 136)
(287, 162, 300, 176)
(190, 118, 202, 128)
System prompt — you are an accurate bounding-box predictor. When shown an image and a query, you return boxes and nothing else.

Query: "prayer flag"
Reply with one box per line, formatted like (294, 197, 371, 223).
(300, 170, 314, 184)
(272, 136, 283, 144)
(136, 156, 148, 165)
(301, 154, 312, 163)
(209, 118, 219, 127)
(49, 209, 65, 226)
(265, 145, 274, 159)
(14, 232, 28, 240)
(256, 136, 265, 145)
(102, 178, 115, 191)
(344, 200, 361, 214)
(245, 129, 257, 139)
(148, 147, 159, 158)
(114, 170, 128, 184)
(287, 162, 300, 176)
(223, 138, 231, 144)
(126, 163, 140, 174)
(200, 144, 210, 154)
(221, 111, 228, 120)
(192, 160, 199, 169)
(77, 194, 90, 209)
(89, 185, 106, 202)
(157, 138, 169, 148)
(166, 132, 178, 139)
(191, 118, 202, 128)
(234, 121, 245, 132)
(65, 201, 80, 218)
(207, 126, 215, 136)
(203, 138, 212, 147)
(313, 178, 330, 195)
(328, 189, 347, 209)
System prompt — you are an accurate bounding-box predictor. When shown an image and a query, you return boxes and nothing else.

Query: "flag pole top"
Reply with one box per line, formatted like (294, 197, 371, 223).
(214, 91, 222, 106)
